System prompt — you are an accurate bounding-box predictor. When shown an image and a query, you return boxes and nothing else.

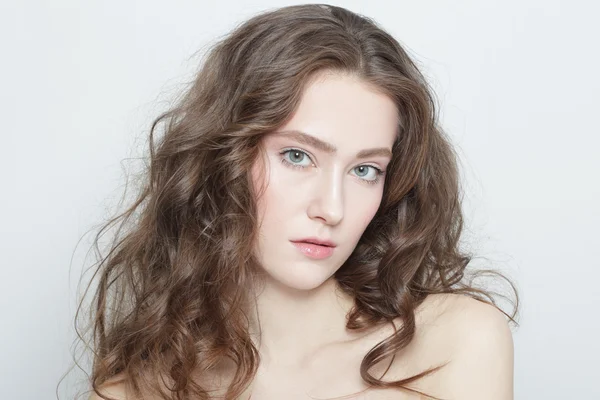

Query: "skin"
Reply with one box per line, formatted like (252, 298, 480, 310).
(90, 72, 514, 400)
(246, 70, 398, 369)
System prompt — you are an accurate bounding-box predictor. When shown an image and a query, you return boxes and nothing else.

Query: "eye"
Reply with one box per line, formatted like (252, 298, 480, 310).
(280, 148, 313, 168)
(353, 165, 385, 185)
(279, 148, 386, 185)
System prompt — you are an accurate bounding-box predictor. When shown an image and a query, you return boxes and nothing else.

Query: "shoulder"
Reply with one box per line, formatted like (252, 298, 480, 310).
(434, 293, 514, 357)
(442, 294, 514, 399)
(88, 386, 127, 400)
(389, 293, 514, 399)
(87, 375, 130, 400)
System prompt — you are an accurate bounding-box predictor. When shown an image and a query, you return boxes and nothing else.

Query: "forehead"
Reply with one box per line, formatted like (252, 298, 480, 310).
(268, 72, 399, 150)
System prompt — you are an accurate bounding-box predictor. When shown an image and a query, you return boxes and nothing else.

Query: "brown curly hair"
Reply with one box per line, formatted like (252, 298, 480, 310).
(71, 4, 519, 400)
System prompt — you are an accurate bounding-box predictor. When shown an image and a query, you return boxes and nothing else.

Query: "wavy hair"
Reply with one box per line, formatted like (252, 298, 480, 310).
(74, 4, 519, 400)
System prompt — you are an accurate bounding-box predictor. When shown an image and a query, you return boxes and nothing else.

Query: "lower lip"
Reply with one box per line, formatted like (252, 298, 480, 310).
(291, 241, 335, 259)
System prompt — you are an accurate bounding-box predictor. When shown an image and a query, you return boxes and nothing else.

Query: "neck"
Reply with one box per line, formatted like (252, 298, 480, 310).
(245, 276, 356, 369)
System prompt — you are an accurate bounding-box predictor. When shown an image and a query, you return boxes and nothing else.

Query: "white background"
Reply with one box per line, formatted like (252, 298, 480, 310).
(1, 1, 598, 399)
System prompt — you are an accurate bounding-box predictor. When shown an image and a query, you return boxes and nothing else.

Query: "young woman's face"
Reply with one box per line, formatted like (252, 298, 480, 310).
(251, 72, 398, 291)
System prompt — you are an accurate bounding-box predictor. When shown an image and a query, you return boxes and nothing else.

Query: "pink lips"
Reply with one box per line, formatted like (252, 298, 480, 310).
(291, 241, 334, 259)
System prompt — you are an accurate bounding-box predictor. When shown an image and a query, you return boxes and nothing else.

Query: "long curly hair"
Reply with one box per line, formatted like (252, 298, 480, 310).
(73, 4, 519, 400)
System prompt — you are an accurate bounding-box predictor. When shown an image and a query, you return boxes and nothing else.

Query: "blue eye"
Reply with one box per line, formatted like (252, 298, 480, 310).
(281, 149, 313, 168)
(278, 148, 385, 185)
(352, 165, 385, 185)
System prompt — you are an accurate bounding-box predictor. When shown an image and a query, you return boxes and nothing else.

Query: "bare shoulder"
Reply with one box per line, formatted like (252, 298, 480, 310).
(439, 293, 514, 399)
(387, 293, 514, 399)
(88, 383, 128, 400)
(87, 374, 131, 400)
(85, 369, 221, 400)
(424, 292, 512, 329)
(428, 292, 514, 351)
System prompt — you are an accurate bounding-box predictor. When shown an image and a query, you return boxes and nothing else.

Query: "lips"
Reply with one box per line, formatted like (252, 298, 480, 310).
(290, 237, 337, 247)
(290, 241, 335, 259)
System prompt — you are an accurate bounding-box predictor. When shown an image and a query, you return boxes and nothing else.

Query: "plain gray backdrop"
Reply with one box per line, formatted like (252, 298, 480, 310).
(1, 0, 598, 399)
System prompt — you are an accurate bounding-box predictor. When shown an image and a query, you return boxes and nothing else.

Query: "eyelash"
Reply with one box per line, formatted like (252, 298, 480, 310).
(278, 148, 386, 185)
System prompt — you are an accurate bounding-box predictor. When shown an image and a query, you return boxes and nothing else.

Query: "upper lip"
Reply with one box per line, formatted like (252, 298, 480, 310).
(290, 237, 337, 247)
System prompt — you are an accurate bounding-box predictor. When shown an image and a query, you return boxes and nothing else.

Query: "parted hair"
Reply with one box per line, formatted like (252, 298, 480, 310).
(75, 4, 518, 400)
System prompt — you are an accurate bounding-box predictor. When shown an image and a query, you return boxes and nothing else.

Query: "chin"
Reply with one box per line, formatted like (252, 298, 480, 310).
(263, 264, 334, 292)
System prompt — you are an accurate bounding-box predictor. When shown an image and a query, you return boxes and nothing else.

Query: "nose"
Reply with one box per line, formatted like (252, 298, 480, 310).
(307, 170, 344, 226)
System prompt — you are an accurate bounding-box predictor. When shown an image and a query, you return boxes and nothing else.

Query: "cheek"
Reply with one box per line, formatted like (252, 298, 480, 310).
(355, 192, 384, 232)
(250, 155, 271, 222)
(251, 161, 287, 235)
(363, 203, 380, 227)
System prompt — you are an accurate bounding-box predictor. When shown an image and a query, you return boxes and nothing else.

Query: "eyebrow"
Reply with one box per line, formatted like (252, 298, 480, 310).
(274, 129, 393, 159)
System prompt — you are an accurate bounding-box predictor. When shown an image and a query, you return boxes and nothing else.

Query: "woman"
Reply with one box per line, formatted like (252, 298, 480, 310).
(81, 4, 519, 400)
